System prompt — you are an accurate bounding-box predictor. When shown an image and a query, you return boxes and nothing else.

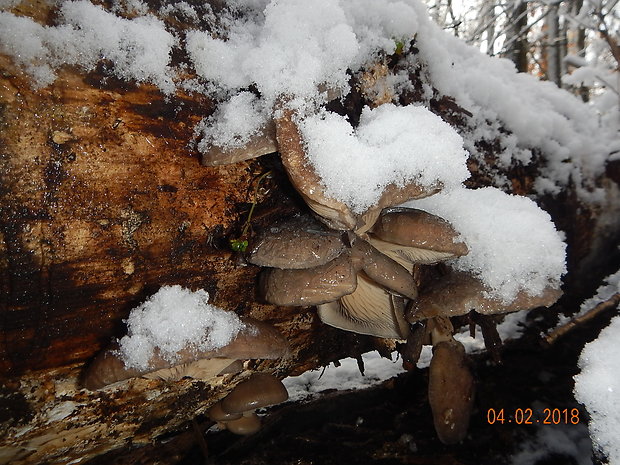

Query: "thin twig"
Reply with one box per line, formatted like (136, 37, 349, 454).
(545, 292, 620, 345)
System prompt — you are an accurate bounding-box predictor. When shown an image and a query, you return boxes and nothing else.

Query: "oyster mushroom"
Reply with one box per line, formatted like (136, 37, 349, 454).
(224, 412, 263, 435)
(247, 213, 346, 269)
(201, 120, 278, 166)
(220, 372, 289, 413)
(211, 372, 289, 435)
(427, 316, 475, 445)
(258, 252, 358, 306)
(407, 270, 563, 323)
(82, 318, 289, 390)
(368, 207, 468, 269)
(275, 106, 358, 231)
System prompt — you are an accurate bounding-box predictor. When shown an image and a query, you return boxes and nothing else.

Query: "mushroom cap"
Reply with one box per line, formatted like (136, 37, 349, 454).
(350, 238, 418, 300)
(224, 412, 263, 435)
(248, 214, 345, 269)
(258, 252, 357, 306)
(221, 372, 289, 414)
(407, 271, 563, 323)
(428, 339, 475, 445)
(356, 183, 441, 234)
(82, 317, 288, 390)
(369, 208, 468, 266)
(201, 120, 277, 166)
(317, 272, 411, 339)
(274, 106, 358, 231)
(207, 400, 243, 422)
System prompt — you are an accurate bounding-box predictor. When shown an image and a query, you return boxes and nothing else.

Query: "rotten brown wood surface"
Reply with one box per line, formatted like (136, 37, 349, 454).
(0, 52, 387, 465)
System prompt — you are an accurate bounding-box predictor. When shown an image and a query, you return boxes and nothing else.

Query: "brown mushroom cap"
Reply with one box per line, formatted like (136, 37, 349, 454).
(201, 120, 277, 166)
(248, 214, 345, 269)
(223, 412, 263, 435)
(274, 106, 358, 231)
(368, 208, 468, 267)
(407, 271, 562, 323)
(82, 317, 289, 390)
(221, 373, 289, 414)
(317, 272, 410, 339)
(356, 183, 442, 234)
(428, 338, 475, 445)
(258, 252, 357, 306)
(350, 238, 418, 300)
(207, 400, 243, 422)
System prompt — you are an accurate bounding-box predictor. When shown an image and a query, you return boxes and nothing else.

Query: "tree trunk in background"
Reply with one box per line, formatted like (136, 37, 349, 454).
(505, 0, 530, 72)
(544, 3, 562, 86)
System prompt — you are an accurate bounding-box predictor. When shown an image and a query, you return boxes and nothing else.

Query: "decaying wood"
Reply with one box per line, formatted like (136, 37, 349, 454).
(0, 52, 379, 465)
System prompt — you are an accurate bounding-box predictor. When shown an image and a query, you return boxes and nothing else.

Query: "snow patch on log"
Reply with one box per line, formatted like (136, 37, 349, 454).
(118, 286, 245, 371)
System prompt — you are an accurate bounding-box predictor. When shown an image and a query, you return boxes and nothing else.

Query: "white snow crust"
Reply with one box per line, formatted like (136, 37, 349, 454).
(117, 286, 245, 370)
(574, 270, 620, 465)
(300, 104, 469, 213)
(406, 187, 567, 303)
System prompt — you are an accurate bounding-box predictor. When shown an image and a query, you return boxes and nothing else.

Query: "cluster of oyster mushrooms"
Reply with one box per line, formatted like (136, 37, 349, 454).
(202, 105, 562, 443)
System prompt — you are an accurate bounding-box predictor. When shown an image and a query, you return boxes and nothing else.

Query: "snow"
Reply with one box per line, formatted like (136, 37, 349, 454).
(1, 0, 615, 201)
(117, 286, 245, 371)
(511, 423, 593, 465)
(284, 310, 530, 402)
(574, 270, 620, 465)
(0, 1, 177, 93)
(409, 7, 615, 198)
(300, 104, 469, 213)
(195, 91, 270, 152)
(405, 187, 567, 303)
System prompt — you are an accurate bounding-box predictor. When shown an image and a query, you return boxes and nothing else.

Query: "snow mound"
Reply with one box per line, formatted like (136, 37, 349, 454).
(300, 104, 469, 213)
(118, 286, 245, 370)
(407, 187, 567, 303)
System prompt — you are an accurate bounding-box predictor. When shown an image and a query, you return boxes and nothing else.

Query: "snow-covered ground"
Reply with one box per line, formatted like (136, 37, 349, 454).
(574, 270, 620, 465)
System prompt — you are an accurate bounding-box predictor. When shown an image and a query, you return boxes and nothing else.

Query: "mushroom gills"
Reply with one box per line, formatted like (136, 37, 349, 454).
(82, 317, 288, 390)
(317, 272, 410, 339)
(143, 357, 237, 382)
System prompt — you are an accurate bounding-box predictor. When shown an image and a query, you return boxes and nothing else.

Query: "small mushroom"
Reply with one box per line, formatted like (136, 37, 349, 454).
(318, 272, 410, 339)
(368, 208, 468, 269)
(247, 213, 345, 269)
(407, 270, 563, 323)
(428, 319, 475, 445)
(201, 120, 278, 166)
(274, 106, 358, 231)
(212, 372, 289, 436)
(82, 318, 289, 390)
(221, 372, 289, 413)
(224, 412, 263, 435)
(258, 252, 357, 306)
(207, 401, 243, 422)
